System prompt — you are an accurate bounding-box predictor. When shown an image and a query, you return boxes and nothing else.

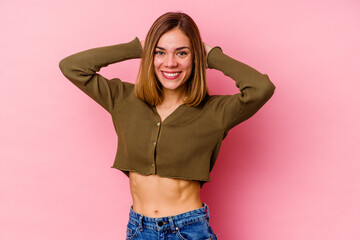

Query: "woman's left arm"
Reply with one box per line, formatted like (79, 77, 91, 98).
(204, 43, 276, 130)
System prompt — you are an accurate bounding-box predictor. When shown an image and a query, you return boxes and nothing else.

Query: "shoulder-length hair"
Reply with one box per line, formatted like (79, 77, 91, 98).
(134, 12, 209, 107)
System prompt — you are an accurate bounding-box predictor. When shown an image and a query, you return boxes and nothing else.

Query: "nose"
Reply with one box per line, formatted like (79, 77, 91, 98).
(164, 54, 178, 68)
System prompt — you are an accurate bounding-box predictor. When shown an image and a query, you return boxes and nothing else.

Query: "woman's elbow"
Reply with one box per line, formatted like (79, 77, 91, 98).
(261, 74, 276, 101)
(59, 57, 79, 82)
(59, 57, 71, 78)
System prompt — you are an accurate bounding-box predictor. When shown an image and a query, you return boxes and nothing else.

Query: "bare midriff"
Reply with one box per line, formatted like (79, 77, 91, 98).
(129, 171, 203, 218)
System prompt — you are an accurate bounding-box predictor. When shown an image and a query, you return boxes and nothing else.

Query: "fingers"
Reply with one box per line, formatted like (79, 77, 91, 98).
(203, 42, 213, 55)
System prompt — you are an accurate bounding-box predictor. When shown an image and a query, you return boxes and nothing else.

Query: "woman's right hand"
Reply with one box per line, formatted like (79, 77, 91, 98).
(203, 42, 213, 56)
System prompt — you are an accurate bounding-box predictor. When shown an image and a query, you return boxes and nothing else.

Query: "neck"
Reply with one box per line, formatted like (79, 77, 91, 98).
(161, 87, 187, 107)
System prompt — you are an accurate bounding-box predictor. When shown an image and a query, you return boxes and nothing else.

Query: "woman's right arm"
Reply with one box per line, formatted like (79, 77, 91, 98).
(59, 37, 142, 113)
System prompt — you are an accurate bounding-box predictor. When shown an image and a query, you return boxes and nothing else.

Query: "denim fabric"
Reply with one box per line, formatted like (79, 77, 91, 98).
(126, 203, 217, 240)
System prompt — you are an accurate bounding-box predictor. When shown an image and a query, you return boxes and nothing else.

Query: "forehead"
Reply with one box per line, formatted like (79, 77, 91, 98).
(157, 28, 191, 48)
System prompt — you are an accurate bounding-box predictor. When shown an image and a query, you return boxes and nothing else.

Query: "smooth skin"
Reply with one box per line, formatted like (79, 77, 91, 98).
(130, 28, 212, 218)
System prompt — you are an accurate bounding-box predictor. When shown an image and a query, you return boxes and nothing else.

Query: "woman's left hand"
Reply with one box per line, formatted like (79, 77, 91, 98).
(203, 42, 213, 68)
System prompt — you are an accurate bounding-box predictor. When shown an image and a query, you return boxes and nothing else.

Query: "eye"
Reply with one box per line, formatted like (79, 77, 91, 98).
(155, 50, 165, 56)
(177, 51, 188, 56)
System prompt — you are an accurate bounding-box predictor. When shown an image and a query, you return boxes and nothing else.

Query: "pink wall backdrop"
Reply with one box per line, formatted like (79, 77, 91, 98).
(1, 0, 359, 239)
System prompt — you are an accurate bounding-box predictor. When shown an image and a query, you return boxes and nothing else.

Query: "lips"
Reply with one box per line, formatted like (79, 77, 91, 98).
(161, 71, 181, 79)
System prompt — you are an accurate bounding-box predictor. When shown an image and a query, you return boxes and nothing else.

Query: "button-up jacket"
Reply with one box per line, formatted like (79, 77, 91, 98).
(59, 38, 275, 186)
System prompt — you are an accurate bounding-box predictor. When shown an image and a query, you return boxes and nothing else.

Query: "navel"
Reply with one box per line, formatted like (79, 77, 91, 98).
(154, 209, 160, 215)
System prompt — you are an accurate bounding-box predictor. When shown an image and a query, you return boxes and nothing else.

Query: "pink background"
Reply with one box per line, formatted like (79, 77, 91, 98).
(1, 0, 360, 239)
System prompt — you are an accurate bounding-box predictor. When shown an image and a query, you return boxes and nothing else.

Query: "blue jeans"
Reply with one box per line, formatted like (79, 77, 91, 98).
(126, 203, 218, 240)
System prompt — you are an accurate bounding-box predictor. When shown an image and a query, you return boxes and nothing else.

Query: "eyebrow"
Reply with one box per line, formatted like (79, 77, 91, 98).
(155, 46, 190, 51)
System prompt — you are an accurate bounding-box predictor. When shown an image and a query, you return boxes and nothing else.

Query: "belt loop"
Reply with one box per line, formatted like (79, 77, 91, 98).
(168, 216, 177, 232)
(138, 215, 143, 231)
(205, 203, 211, 220)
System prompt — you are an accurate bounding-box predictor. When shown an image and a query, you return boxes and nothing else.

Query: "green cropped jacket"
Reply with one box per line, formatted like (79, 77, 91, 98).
(59, 38, 275, 186)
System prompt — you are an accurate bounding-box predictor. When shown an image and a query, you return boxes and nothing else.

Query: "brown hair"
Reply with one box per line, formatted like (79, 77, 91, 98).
(134, 12, 208, 107)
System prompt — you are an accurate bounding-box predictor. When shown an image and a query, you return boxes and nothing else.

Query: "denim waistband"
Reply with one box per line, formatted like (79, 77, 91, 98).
(128, 203, 211, 232)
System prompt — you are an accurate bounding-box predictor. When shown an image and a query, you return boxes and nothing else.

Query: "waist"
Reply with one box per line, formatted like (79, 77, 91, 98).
(128, 203, 210, 231)
(129, 172, 202, 217)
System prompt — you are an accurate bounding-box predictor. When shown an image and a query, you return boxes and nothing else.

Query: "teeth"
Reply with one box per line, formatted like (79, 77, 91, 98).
(163, 72, 180, 77)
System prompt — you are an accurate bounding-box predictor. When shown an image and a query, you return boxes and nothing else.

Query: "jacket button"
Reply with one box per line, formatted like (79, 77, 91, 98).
(157, 122, 161, 126)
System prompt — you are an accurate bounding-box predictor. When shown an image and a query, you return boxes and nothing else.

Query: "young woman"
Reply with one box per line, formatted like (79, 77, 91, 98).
(59, 12, 275, 240)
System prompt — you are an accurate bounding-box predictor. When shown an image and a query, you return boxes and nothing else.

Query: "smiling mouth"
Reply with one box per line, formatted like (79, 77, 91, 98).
(161, 71, 181, 79)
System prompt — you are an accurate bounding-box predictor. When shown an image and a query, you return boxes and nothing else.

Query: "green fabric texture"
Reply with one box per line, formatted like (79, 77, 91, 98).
(59, 37, 275, 186)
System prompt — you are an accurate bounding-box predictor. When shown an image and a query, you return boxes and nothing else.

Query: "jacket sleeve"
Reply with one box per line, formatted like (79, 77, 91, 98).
(207, 47, 275, 131)
(59, 37, 142, 113)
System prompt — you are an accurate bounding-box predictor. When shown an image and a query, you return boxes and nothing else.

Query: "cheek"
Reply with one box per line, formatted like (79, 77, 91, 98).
(153, 58, 161, 69)
(184, 62, 193, 73)
(183, 60, 193, 73)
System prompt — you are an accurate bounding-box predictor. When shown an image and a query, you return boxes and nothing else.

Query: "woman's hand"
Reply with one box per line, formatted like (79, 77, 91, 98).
(203, 42, 213, 56)
(203, 42, 213, 68)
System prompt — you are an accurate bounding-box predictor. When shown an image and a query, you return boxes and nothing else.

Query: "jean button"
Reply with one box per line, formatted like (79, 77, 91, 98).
(157, 221, 164, 227)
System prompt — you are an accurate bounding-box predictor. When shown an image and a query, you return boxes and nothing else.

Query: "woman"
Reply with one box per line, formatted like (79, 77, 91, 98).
(59, 12, 275, 240)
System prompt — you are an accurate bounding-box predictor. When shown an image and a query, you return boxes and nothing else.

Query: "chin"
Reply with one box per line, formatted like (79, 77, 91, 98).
(161, 82, 183, 91)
